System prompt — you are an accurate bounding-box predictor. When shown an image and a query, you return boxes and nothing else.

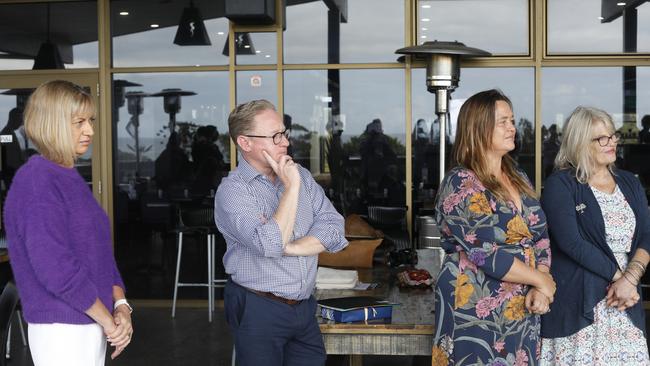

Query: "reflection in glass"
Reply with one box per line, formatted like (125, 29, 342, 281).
(411, 67, 534, 217)
(284, 0, 404, 64)
(111, 0, 229, 67)
(547, 0, 650, 54)
(0, 1, 98, 70)
(112, 72, 229, 298)
(237, 71, 277, 106)
(284, 69, 405, 215)
(234, 32, 278, 65)
(417, 0, 528, 54)
(542, 67, 650, 194)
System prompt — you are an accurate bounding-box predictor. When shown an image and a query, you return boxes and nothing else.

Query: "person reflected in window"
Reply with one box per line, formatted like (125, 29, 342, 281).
(214, 100, 348, 366)
(539, 106, 650, 364)
(190, 125, 226, 197)
(0, 107, 26, 189)
(191, 125, 226, 173)
(154, 131, 191, 196)
(639, 115, 650, 144)
(4, 81, 133, 365)
(359, 118, 397, 203)
(542, 124, 560, 178)
(432, 89, 554, 366)
(413, 118, 429, 187)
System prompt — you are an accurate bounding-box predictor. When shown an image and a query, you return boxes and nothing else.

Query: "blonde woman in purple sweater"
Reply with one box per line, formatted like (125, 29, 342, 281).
(4, 80, 133, 365)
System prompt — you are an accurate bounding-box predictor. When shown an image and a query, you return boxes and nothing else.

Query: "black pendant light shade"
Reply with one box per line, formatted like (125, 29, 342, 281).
(33, 41, 65, 70)
(174, 2, 212, 46)
(32, 3, 65, 70)
(221, 32, 256, 56)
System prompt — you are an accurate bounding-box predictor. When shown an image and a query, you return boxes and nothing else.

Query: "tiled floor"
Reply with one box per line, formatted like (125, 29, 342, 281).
(5, 305, 430, 366)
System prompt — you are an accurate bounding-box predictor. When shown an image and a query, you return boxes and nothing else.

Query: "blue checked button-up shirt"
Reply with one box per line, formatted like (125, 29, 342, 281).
(214, 157, 348, 300)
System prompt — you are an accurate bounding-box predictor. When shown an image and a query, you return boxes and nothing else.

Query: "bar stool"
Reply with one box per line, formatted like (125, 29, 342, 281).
(1, 282, 27, 366)
(171, 206, 226, 322)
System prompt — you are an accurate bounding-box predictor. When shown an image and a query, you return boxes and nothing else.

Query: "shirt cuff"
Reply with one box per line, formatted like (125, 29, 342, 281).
(62, 276, 99, 314)
(257, 218, 285, 258)
(308, 226, 348, 253)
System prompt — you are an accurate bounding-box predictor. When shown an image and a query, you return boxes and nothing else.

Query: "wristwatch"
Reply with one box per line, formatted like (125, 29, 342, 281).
(114, 299, 133, 314)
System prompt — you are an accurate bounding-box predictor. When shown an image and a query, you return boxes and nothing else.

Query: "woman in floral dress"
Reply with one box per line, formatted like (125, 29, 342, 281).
(432, 89, 555, 366)
(539, 106, 650, 365)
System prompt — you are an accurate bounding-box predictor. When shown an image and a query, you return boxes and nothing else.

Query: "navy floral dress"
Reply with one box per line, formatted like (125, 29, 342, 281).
(432, 167, 551, 366)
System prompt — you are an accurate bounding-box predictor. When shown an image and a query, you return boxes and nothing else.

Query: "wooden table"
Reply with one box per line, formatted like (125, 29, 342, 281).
(317, 266, 435, 365)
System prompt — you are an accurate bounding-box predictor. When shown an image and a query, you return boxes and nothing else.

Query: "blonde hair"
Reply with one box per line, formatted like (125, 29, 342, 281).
(24, 80, 94, 167)
(554, 106, 616, 183)
(453, 89, 537, 200)
(228, 99, 276, 145)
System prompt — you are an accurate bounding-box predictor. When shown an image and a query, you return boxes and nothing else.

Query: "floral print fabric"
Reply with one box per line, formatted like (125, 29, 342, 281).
(432, 168, 550, 366)
(539, 185, 650, 366)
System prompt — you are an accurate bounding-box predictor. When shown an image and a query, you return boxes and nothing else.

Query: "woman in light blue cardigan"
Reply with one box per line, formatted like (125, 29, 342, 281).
(540, 106, 650, 365)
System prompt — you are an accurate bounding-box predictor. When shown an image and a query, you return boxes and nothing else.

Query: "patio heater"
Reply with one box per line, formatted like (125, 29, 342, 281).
(151, 88, 197, 132)
(125, 91, 149, 178)
(396, 41, 490, 182)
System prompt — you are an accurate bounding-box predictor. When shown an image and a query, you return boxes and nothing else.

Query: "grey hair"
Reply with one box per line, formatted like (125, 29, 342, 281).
(554, 106, 617, 183)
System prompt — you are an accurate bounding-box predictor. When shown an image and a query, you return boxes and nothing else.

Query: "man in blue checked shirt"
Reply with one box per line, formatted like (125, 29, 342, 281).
(214, 99, 348, 366)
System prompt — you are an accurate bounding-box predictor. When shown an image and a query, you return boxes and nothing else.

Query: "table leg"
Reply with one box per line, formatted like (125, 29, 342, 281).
(348, 355, 362, 366)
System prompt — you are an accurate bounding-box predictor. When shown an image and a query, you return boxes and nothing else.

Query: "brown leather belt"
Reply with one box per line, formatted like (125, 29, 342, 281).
(247, 288, 301, 305)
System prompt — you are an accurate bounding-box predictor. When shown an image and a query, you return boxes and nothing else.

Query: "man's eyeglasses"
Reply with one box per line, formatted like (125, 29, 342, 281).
(244, 129, 291, 145)
(592, 131, 622, 147)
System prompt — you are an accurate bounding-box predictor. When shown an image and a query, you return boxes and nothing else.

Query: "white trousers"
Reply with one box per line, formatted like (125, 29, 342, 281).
(28, 323, 106, 366)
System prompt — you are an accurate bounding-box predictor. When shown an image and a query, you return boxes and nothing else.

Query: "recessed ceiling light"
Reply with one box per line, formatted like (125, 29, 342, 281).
(217, 31, 225, 35)
(244, 45, 250, 48)
(421, 35, 427, 39)
(150, 24, 159, 28)
(598, 16, 604, 20)
(421, 4, 431, 8)
(421, 27, 428, 31)
(617, 2, 626, 5)
(265, 55, 270, 58)
(255, 50, 261, 54)
(421, 18, 430, 22)
(119, 11, 129, 16)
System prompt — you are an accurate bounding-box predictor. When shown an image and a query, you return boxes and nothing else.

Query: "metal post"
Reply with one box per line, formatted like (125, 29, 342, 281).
(436, 89, 448, 183)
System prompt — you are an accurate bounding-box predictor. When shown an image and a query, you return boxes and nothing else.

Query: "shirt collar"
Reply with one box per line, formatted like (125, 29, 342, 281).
(236, 155, 265, 183)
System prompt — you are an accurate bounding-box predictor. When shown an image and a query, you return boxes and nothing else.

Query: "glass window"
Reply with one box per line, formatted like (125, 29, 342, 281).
(417, 0, 528, 55)
(0, 1, 98, 70)
(235, 32, 278, 65)
(112, 72, 229, 298)
(111, 0, 229, 67)
(284, 69, 406, 214)
(411, 67, 535, 217)
(284, 0, 405, 64)
(542, 67, 650, 192)
(547, 0, 650, 54)
(236, 71, 277, 106)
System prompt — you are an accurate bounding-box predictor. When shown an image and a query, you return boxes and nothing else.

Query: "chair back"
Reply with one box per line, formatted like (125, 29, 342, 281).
(367, 206, 407, 229)
(180, 206, 215, 228)
(367, 206, 410, 251)
(0, 282, 19, 366)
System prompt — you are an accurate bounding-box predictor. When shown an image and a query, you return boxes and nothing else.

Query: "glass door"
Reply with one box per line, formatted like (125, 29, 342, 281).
(0, 73, 101, 210)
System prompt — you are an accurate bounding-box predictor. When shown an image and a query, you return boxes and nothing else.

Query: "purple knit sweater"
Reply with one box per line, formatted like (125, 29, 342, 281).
(4, 155, 124, 324)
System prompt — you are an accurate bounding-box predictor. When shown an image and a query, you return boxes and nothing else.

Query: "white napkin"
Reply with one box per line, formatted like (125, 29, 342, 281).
(316, 267, 358, 289)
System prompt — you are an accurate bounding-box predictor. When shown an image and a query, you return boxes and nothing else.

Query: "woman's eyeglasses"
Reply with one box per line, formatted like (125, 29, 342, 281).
(244, 129, 291, 145)
(592, 131, 622, 147)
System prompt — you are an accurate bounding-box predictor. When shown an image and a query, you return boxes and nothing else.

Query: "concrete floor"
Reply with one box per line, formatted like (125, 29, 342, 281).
(4, 305, 430, 366)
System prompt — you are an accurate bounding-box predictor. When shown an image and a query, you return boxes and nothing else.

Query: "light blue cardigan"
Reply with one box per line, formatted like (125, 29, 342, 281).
(540, 168, 650, 338)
